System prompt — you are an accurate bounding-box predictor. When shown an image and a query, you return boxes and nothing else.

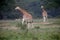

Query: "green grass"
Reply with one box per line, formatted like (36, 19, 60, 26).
(0, 18, 60, 40)
(0, 27, 60, 40)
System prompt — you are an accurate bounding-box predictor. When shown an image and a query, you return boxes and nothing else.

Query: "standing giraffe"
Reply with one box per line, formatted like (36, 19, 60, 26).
(15, 6, 32, 24)
(41, 6, 48, 22)
(15, 6, 33, 29)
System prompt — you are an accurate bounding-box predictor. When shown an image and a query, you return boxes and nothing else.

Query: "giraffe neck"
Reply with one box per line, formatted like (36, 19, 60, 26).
(16, 7, 33, 25)
(18, 8, 28, 15)
(42, 8, 46, 12)
(42, 8, 47, 17)
(17, 8, 32, 19)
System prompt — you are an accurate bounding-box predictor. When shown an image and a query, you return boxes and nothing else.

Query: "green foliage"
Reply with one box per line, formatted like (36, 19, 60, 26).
(50, 33, 60, 40)
(0, 19, 60, 40)
(0, 0, 60, 19)
(16, 22, 27, 30)
(55, 15, 60, 18)
(34, 26, 40, 29)
(0, 0, 16, 11)
(0, 27, 60, 40)
(52, 19, 60, 25)
(44, 0, 60, 9)
(0, 0, 17, 19)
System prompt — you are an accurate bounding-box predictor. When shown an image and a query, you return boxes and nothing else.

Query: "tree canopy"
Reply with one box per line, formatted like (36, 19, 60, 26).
(0, 0, 60, 19)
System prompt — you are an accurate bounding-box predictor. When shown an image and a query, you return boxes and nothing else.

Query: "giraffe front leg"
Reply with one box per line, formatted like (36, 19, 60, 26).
(22, 18, 25, 24)
(46, 15, 48, 22)
(43, 16, 46, 22)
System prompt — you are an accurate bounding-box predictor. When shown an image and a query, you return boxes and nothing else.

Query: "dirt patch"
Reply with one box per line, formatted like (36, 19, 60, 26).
(0, 26, 19, 30)
(32, 22, 52, 24)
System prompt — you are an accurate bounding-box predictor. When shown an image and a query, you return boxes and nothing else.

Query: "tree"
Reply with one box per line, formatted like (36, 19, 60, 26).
(0, 0, 16, 19)
(43, 0, 60, 9)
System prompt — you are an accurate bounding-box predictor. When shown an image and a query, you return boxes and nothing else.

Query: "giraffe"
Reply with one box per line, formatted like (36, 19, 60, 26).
(41, 6, 48, 22)
(15, 6, 33, 29)
(15, 6, 33, 24)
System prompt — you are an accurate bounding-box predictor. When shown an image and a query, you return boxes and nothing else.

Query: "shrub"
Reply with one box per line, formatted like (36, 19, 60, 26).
(16, 22, 27, 30)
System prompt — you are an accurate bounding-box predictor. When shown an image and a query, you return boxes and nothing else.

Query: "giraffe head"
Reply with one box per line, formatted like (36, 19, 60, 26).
(41, 5, 44, 9)
(15, 6, 20, 10)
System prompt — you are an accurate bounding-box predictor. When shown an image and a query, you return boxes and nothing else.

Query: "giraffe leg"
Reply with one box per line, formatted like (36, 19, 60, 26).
(43, 16, 46, 22)
(46, 16, 48, 22)
(27, 19, 33, 29)
(22, 18, 25, 24)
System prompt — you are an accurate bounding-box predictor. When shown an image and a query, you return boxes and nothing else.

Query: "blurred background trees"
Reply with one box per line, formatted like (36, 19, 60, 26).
(0, 0, 60, 19)
(0, 0, 16, 19)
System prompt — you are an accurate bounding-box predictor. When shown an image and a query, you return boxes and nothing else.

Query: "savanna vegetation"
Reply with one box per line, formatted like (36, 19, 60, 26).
(0, 19, 60, 40)
(0, 0, 60, 40)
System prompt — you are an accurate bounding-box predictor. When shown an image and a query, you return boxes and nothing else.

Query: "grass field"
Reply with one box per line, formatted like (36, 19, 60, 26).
(0, 18, 60, 40)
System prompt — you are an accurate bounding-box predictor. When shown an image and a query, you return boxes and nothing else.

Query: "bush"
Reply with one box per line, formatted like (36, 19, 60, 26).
(16, 22, 27, 30)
